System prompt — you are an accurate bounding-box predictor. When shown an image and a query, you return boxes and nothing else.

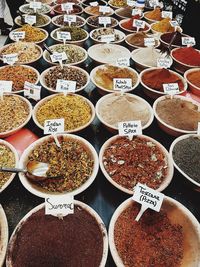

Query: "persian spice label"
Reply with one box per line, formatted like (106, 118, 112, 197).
(113, 78, 132, 91)
(90, 1, 98, 6)
(99, 5, 110, 14)
(25, 15, 36, 25)
(44, 118, 65, 134)
(116, 57, 130, 67)
(182, 37, 196, 47)
(56, 79, 76, 93)
(161, 11, 173, 19)
(10, 31, 25, 41)
(98, 17, 111, 26)
(144, 38, 155, 47)
(2, 53, 18, 65)
(0, 80, 13, 96)
(24, 81, 41, 101)
(163, 83, 179, 95)
(133, 19, 145, 29)
(101, 34, 115, 43)
(45, 195, 74, 217)
(50, 52, 67, 62)
(118, 121, 142, 137)
(30, 1, 42, 9)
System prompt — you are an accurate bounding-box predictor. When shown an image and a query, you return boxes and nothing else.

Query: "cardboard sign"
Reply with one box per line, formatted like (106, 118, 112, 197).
(182, 37, 196, 47)
(61, 2, 73, 11)
(57, 31, 71, 42)
(132, 9, 142, 16)
(101, 34, 115, 43)
(45, 195, 74, 217)
(161, 11, 173, 19)
(99, 5, 110, 14)
(44, 118, 65, 134)
(10, 31, 25, 41)
(0, 81, 13, 97)
(118, 121, 142, 138)
(50, 52, 68, 63)
(98, 16, 111, 26)
(30, 1, 42, 9)
(133, 19, 145, 29)
(144, 37, 155, 47)
(113, 78, 132, 91)
(90, 1, 98, 6)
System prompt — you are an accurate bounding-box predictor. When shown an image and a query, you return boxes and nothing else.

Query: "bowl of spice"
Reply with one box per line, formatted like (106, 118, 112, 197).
(153, 95, 200, 136)
(86, 15, 118, 29)
(151, 18, 182, 35)
(125, 32, 160, 50)
(143, 7, 162, 24)
(53, 4, 83, 15)
(26, 0, 54, 4)
(43, 43, 87, 66)
(119, 16, 150, 33)
(99, 135, 174, 194)
(0, 41, 43, 65)
(32, 93, 95, 133)
(88, 43, 131, 65)
(14, 14, 51, 28)
(0, 205, 8, 267)
(160, 32, 191, 49)
(51, 14, 86, 28)
(9, 25, 48, 44)
(0, 94, 32, 138)
(19, 3, 51, 14)
(40, 65, 89, 93)
(108, 0, 127, 9)
(89, 27, 125, 44)
(170, 134, 200, 191)
(171, 47, 200, 74)
(0, 140, 19, 193)
(140, 67, 187, 99)
(95, 93, 154, 133)
(0, 65, 39, 94)
(51, 26, 89, 46)
(84, 6, 114, 16)
(184, 68, 200, 96)
(56, 0, 84, 4)
(18, 134, 99, 197)
(6, 201, 108, 267)
(115, 6, 143, 20)
(90, 64, 139, 95)
(82, 0, 106, 7)
(109, 197, 200, 267)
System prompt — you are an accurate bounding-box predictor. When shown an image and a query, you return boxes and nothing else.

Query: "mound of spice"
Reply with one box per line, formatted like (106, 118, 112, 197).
(161, 32, 187, 47)
(94, 65, 138, 90)
(36, 94, 92, 131)
(54, 4, 82, 14)
(121, 15, 149, 31)
(7, 205, 104, 266)
(27, 136, 94, 192)
(87, 16, 118, 28)
(132, 47, 162, 67)
(0, 95, 30, 133)
(0, 65, 38, 91)
(145, 7, 162, 21)
(98, 93, 151, 128)
(0, 144, 15, 189)
(156, 97, 200, 131)
(126, 32, 158, 47)
(102, 136, 169, 190)
(186, 69, 200, 88)
(142, 68, 184, 92)
(53, 15, 85, 27)
(13, 25, 47, 43)
(172, 136, 200, 183)
(152, 18, 174, 33)
(16, 13, 49, 27)
(114, 202, 184, 267)
(109, 0, 127, 8)
(91, 28, 121, 42)
(44, 66, 88, 90)
(85, 6, 112, 16)
(21, 3, 50, 14)
(172, 47, 200, 66)
(54, 26, 87, 41)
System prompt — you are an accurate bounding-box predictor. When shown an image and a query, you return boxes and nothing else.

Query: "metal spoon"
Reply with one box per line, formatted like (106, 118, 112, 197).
(0, 160, 62, 182)
(43, 43, 53, 55)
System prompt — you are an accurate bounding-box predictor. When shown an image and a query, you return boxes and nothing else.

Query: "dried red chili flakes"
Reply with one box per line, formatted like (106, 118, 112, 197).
(114, 203, 184, 267)
(102, 136, 168, 190)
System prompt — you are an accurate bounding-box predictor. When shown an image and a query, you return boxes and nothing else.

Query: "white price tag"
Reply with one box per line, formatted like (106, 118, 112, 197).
(30, 1, 42, 9)
(24, 81, 41, 101)
(163, 83, 179, 95)
(3, 53, 18, 65)
(101, 34, 115, 43)
(98, 16, 111, 27)
(99, 5, 110, 14)
(0, 81, 13, 96)
(118, 120, 142, 138)
(56, 79, 76, 93)
(44, 118, 65, 134)
(50, 52, 67, 63)
(45, 195, 74, 217)
(10, 31, 25, 41)
(127, 0, 136, 7)
(132, 9, 142, 16)
(144, 37, 155, 47)
(132, 183, 164, 221)
(64, 15, 76, 23)
(198, 122, 200, 135)
(182, 37, 196, 47)
(25, 15, 36, 25)
(133, 19, 145, 29)
(116, 57, 130, 67)
(170, 20, 179, 28)
(161, 11, 173, 19)
(90, 1, 98, 6)
(157, 58, 172, 69)
(57, 31, 71, 42)
(61, 2, 74, 11)
(113, 78, 132, 91)
(149, 0, 159, 8)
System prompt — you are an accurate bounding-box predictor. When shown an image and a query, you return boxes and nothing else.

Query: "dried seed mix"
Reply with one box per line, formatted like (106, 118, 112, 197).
(14, 25, 47, 43)
(54, 26, 87, 41)
(54, 15, 84, 27)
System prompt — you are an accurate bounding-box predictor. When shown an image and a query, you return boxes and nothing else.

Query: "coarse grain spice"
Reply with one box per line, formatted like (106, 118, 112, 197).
(103, 136, 168, 190)
(54, 15, 84, 27)
(54, 26, 87, 41)
(114, 203, 184, 267)
(87, 16, 118, 28)
(14, 25, 47, 43)
(27, 136, 94, 192)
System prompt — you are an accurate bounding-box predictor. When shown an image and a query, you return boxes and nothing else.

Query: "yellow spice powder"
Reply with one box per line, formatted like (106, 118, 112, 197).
(152, 18, 174, 33)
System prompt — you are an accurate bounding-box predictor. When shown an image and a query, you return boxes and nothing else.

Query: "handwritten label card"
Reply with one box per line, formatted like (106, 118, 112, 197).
(10, 31, 25, 41)
(98, 16, 111, 27)
(57, 31, 71, 43)
(24, 81, 41, 101)
(132, 183, 164, 221)
(99, 5, 110, 14)
(144, 37, 155, 47)
(45, 195, 74, 217)
(149, 0, 159, 8)
(101, 34, 115, 43)
(161, 11, 173, 19)
(25, 15, 36, 25)
(133, 19, 145, 31)
(118, 121, 142, 139)
(182, 37, 196, 47)
(132, 8, 142, 16)
(157, 58, 172, 69)
(116, 57, 130, 67)
(90, 1, 98, 6)
(3, 53, 18, 65)
(56, 79, 76, 94)
(0, 81, 13, 97)
(30, 1, 42, 10)
(61, 3, 73, 11)
(170, 20, 179, 28)
(163, 83, 179, 95)
(64, 14, 76, 24)
(127, 0, 136, 7)
(113, 78, 132, 91)
(44, 118, 65, 134)
(50, 52, 67, 63)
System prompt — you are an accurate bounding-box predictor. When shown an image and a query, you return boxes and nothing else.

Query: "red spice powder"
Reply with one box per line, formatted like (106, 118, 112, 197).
(114, 203, 184, 267)
(121, 15, 149, 31)
(172, 47, 200, 66)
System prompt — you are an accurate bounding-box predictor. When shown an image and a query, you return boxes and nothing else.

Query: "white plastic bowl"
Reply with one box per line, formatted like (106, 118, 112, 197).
(89, 27, 125, 44)
(14, 14, 51, 28)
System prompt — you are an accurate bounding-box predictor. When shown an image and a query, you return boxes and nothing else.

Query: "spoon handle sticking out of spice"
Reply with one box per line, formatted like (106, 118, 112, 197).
(160, 31, 179, 56)
(135, 206, 148, 222)
(52, 134, 61, 148)
(17, 10, 25, 25)
(43, 43, 53, 55)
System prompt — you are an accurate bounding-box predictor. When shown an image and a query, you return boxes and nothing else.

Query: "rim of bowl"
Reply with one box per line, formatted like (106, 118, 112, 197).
(32, 93, 95, 133)
(89, 27, 126, 44)
(18, 134, 99, 198)
(153, 94, 200, 134)
(108, 196, 200, 267)
(115, 7, 143, 20)
(184, 68, 200, 92)
(151, 21, 182, 34)
(43, 43, 88, 66)
(119, 18, 150, 33)
(9, 27, 49, 45)
(19, 3, 52, 14)
(95, 92, 154, 130)
(50, 27, 89, 44)
(171, 47, 200, 68)
(169, 133, 200, 187)
(84, 6, 114, 16)
(125, 32, 160, 49)
(140, 67, 188, 96)
(99, 134, 174, 194)
(53, 4, 83, 15)
(86, 15, 118, 28)
(90, 64, 139, 93)
(14, 14, 51, 28)
(0, 94, 32, 138)
(40, 65, 90, 93)
(0, 140, 19, 193)
(0, 65, 40, 94)
(159, 32, 190, 49)
(6, 201, 108, 267)
(0, 205, 9, 267)
(51, 14, 86, 28)
(88, 43, 131, 64)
